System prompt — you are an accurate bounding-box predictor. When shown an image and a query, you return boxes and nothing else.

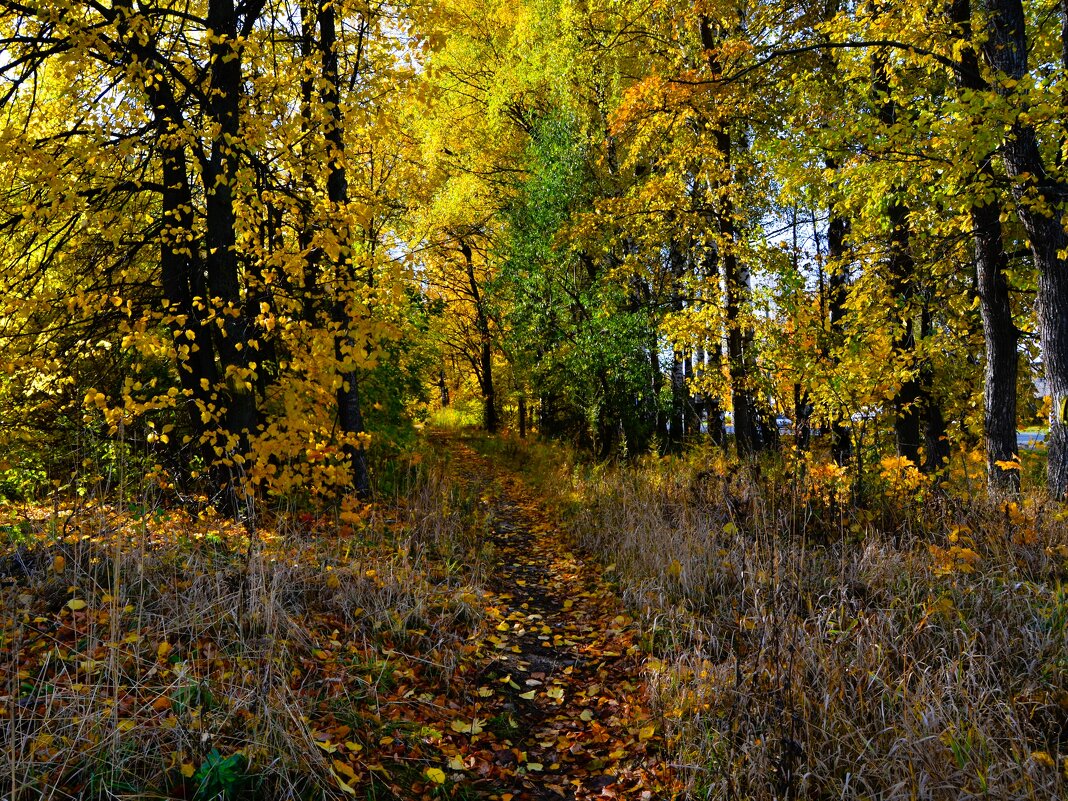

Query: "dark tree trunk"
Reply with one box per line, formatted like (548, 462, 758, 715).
(706, 350, 726, 448)
(669, 351, 686, 449)
(112, 0, 256, 511)
(204, 0, 257, 513)
(701, 16, 762, 458)
(668, 240, 688, 451)
(439, 369, 450, 408)
(717, 129, 761, 458)
(518, 396, 527, 439)
(873, 51, 921, 464)
(980, 0, 1068, 498)
(685, 353, 702, 438)
(951, 0, 1020, 492)
(699, 230, 726, 449)
(159, 137, 218, 456)
(975, 197, 1021, 491)
(650, 311, 666, 443)
(460, 241, 497, 433)
(920, 304, 951, 475)
(318, 0, 371, 497)
(825, 175, 853, 466)
(298, 0, 320, 322)
(794, 383, 811, 451)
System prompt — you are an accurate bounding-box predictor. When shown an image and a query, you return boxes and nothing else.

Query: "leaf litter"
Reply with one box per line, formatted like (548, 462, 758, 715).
(0, 436, 677, 799)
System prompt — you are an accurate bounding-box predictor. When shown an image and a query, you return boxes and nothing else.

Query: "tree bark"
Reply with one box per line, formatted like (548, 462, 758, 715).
(825, 167, 854, 466)
(668, 239, 688, 451)
(159, 131, 219, 461)
(460, 241, 497, 433)
(701, 16, 763, 458)
(873, 50, 922, 465)
(318, 0, 371, 496)
(950, 0, 1020, 492)
(980, 0, 1068, 498)
(920, 303, 951, 475)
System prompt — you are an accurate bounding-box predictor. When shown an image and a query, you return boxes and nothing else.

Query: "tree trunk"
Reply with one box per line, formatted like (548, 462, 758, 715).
(159, 135, 219, 462)
(204, 0, 257, 513)
(698, 207, 726, 449)
(298, 0, 321, 322)
(716, 128, 761, 458)
(439, 369, 450, 408)
(975, 196, 1021, 491)
(825, 170, 853, 466)
(950, 0, 1020, 492)
(701, 16, 762, 458)
(318, 0, 371, 496)
(668, 239, 687, 451)
(873, 49, 922, 464)
(460, 241, 497, 433)
(794, 383, 811, 451)
(920, 304, 951, 475)
(685, 353, 703, 438)
(980, 0, 1068, 498)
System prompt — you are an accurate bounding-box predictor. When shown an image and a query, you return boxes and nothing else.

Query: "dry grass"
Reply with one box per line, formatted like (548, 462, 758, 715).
(0, 453, 485, 800)
(478, 435, 1068, 800)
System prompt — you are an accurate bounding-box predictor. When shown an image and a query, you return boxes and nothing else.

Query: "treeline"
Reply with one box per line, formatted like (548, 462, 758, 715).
(1, 0, 1066, 505)
(419, 0, 1068, 498)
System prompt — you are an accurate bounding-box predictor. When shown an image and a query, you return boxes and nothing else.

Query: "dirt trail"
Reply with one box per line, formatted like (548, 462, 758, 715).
(441, 438, 677, 800)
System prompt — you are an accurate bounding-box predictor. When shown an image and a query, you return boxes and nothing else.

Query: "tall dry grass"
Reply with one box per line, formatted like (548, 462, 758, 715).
(1, 452, 484, 800)
(478, 435, 1068, 800)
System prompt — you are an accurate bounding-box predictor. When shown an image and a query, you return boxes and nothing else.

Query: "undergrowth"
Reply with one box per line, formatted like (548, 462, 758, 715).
(474, 433, 1068, 800)
(0, 448, 488, 800)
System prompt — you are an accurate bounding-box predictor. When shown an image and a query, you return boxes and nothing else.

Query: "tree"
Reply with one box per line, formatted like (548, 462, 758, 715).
(978, 0, 1068, 497)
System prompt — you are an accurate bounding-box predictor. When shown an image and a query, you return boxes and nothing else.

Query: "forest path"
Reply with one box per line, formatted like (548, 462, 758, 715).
(436, 434, 677, 800)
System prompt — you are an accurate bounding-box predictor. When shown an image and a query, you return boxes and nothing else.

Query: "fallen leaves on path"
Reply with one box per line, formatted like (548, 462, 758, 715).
(426, 442, 678, 799)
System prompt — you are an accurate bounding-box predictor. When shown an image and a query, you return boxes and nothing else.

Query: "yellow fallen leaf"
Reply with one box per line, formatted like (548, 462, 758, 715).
(477, 687, 494, 697)
(447, 755, 465, 770)
(67, 599, 87, 611)
(638, 724, 655, 741)
(157, 641, 172, 660)
(580, 709, 593, 721)
(326, 573, 341, 590)
(332, 759, 356, 780)
(425, 767, 446, 784)
(546, 686, 564, 700)
(180, 762, 195, 778)
(330, 767, 357, 794)
(449, 718, 483, 735)
(519, 690, 536, 700)
(526, 762, 543, 771)
(53, 555, 65, 573)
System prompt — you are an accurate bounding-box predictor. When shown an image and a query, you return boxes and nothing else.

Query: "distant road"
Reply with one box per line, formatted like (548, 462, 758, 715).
(715, 425, 1048, 450)
(1018, 430, 1047, 449)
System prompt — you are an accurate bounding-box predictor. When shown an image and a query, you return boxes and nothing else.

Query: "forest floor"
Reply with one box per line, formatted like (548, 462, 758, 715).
(0, 433, 678, 800)
(7, 429, 1067, 800)
(424, 435, 677, 799)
